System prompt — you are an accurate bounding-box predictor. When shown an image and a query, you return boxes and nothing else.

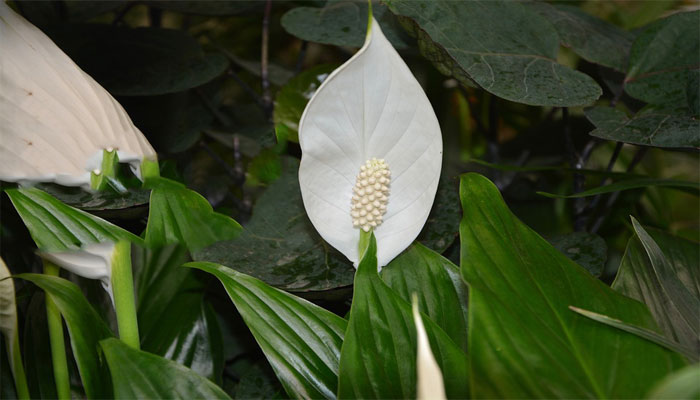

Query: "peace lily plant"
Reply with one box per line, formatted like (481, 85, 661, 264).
(298, 14, 442, 269)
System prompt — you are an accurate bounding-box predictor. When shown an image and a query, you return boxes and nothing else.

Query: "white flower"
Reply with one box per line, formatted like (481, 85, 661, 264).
(298, 16, 442, 269)
(0, 2, 156, 188)
(413, 296, 446, 400)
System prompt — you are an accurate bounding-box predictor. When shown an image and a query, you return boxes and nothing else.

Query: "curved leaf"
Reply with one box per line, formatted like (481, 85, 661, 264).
(298, 16, 442, 268)
(338, 234, 469, 399)
(459, 173, 685, 398)
(187, 261, 347, 399)
(548, 232, 607, 277)
(16, 274, 114, 399)
(385, 0, 602, 106)
(100, 337, 230, 399)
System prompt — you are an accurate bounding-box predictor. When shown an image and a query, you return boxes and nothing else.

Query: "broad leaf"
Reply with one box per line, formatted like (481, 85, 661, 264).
(36, 183, 150, 212)
(100, 337, 230, 399)
(50, 24, 228, 96)
(531, 3, 634, 72)
(381, 243, 468, 352)
(459, 172, 685, 398)
(612, 221, 700, 356)
(144, 177, 242, 253)
(548, 232, 607, 277)
(646, 363, 700, 399)
(624, 11, 700, 108)
(274, 64, 337, 143)
(194, 158, 355, 292)
(585, 106, 700, 149)
(187, 261, 347, 400)
(537, 177, 700, 198)
(281, 0, 410, 48)
(6, 188, 141, 251)
(385, 0, 602, 106)
(17, 274, 114, 399)
(338, 234, 469, 399)
(417, 176, 461, 254)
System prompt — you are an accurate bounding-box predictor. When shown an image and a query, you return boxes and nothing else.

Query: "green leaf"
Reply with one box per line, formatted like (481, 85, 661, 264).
(380, 243, 469, 352)
(23, 293, 58, 399)
(548, 232, 607, 277)
(99, 337, 230, 399)
(193, 158, 355, 292)
(144, 177, 242, 253)
(688, 69, 700, 116)
(187, 261, 347, 400)
(34, 183, 150, 212)
(417, 176, 460, 254)
(147, 1, 260, 15)
(338, 234, 469, 399)
(16, 274, 114, 399)
(584, 106, 700, 149)
(537, 177, 700, 198)
(612, 221, 700, 357)
(624, 11, 700, 108)
(49, 24, 228, 96)
(6, 188, 141, 251)
(273, 64, 337, 143)
(459, 172, 686, 398)
(281, 0, 410, 49)
(646, 363, 700, 400)
(385, 0, 602, 106)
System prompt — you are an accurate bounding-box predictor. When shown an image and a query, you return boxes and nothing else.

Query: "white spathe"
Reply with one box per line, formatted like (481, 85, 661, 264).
(298, 16, 442, 268)
(413, 298, 446, 400)
(0, 2, 156, 188)
(40, 242, 116, 303)
(0, 257, 18, 375)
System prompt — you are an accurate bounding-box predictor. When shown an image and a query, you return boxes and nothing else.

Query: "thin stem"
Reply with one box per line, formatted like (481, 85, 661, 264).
(261, 0, 273, 120)
(226, 69, 266, 109)
(295, 41, 309, 74)
(587, 141, 623, 211)
(43, 262, 71, 400)
(562, 108, 587, 231)
(110, 241, 140, 349)
(10, 324, 29, 399)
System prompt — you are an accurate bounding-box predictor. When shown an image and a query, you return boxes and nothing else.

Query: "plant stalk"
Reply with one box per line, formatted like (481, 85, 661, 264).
(43, 261, 71, 400)
(110, 241, 140, 349)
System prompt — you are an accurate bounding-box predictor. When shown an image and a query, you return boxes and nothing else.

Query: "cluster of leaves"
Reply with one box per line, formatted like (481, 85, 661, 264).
(1, 0, 698, 399)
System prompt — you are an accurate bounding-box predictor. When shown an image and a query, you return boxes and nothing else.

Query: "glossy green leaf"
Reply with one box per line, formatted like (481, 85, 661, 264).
(584, 106, 700, 149)
(50, 24, 228, 96)
(338, 234, 469, 399)
(144, 177, 242, 253)
(459, 172, 685, 398)
(281, 0, 410, 49)
(16, 274, 114, 399)
(23, 293, 58, 399)
(273, 64, 337, 143)
(385, 0, 602, 106)
(548, 232, 607, 277)
(35, 183, 151, 212)
(380, 243, 468, 351)
(646, 363, 700, 400)
(6, 188, 141, 251)
(417, 176, 461, 254)
(531, 3, 634, 72)
(537, 177, 700, 198)
(187, 261, 347, 399)
(612, 221, 700, 357)
(100, 337, 230, 399)
(624, 11, 700, 108)
(194, 158, 355, 292)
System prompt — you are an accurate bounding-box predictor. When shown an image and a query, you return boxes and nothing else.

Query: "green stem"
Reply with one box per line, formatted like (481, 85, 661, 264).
(10, 322, 29, 400)
(110, 241, 140, 349)
(358, 229, 372, 261)
(43, 262, 71, 400)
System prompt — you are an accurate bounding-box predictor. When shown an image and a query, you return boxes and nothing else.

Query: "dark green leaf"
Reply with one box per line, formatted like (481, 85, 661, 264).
(193, 158, 355, 292)
(380, 243, 468, 352)
(612, 220, 700, 356)
(531, 3, 633, 72)
(6, 188, 141, 251)
(50, 25, 228, 96)
(338, 234, 469, 399)
(234, 364, 284, 400)
(584, 106, 700, 148)
(385, 0, 602, 106)
(281, 0, 410, 49)
(459, 173, 685, 398)
(624, 11, 700, 108)
(17, 274, 114, 399)
(23, 293, 58, 399)
(100, 337, 230, 399)
(646, 363, 700, 400)
(417, 176, 460, 254)
(273, 64, 337, 143)
(548, 232, 607, 277)
(187, 261, 347, 399)
(35, 183, 150, 212)
(537, 177, 700, 198)
(688, 69, 700, 116)
(144, 177, 242, 253)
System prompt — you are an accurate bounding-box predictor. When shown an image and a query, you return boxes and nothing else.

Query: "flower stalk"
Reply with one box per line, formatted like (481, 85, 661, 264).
(110, 241, 140, 349)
